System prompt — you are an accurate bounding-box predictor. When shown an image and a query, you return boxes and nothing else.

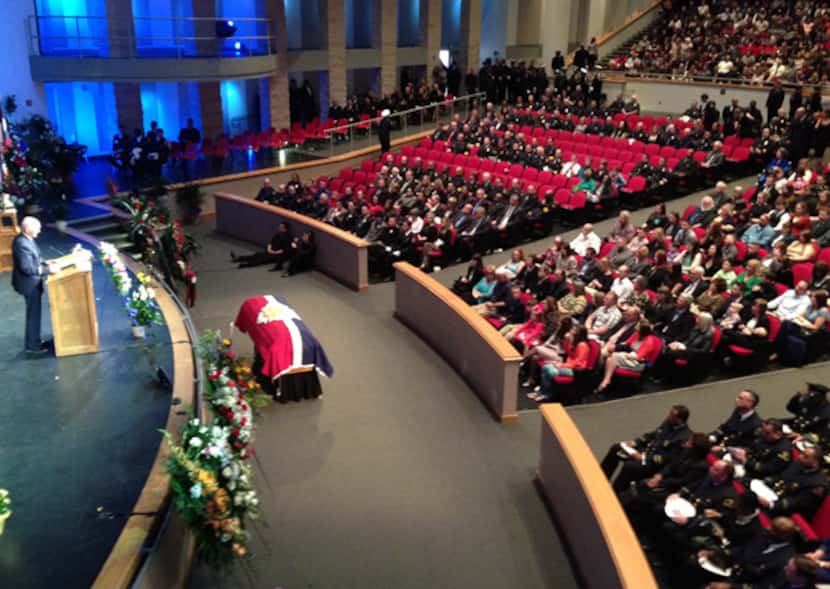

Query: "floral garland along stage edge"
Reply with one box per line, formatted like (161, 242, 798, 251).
(161, 331, 269, 566)
(98, 242, 163, 331)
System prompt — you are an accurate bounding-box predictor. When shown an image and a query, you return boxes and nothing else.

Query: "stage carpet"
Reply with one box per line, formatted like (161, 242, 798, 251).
(0, 230, 174, 589)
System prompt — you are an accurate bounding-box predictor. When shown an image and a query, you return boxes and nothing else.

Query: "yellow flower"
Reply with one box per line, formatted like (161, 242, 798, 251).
(222, 338, 231, 347)
(197, 469, 219, 495)
(214, 488, 230, 513)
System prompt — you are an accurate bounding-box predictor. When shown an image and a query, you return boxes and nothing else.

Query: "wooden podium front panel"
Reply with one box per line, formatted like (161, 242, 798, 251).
(48, 270, 100, 357)
(0, 211, 18, 273)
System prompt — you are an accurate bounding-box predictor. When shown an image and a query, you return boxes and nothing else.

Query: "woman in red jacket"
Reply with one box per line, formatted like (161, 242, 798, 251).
(595, 320, 658, 393)
(529, 325, 590, 403)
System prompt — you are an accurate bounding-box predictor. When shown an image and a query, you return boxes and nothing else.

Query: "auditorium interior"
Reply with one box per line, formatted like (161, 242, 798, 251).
(1, 1, 829, 588)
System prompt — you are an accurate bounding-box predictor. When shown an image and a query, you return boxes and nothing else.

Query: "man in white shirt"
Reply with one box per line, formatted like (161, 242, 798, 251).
(570, 223, 601, 256)
(610, 265, 634, 304)
(768, 281, 811, 321)
(561, 155, 582, 179)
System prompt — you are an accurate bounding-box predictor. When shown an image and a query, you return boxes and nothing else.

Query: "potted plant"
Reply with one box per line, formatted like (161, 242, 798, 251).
(0, 489, 11, 535)
(175, 183, 204, 225)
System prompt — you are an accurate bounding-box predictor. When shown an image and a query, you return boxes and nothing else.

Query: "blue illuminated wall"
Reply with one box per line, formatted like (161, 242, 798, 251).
(397, 0, 420, 47)
(285, 0, 323, 50)
(441, 0, 461, 50)
(131, 0, 194, 56)
(45, 82, 118, 156)
(480, 0, 506, 62)
(220, 80, 261, 135)
(216, 0, 267, 55)
(140, 82, 201, 141)
(346, 0, 373, 49)
(35, 0, 109, 56)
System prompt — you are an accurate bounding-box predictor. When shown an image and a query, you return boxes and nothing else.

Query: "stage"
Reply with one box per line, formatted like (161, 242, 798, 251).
(0, 230, 174, 589)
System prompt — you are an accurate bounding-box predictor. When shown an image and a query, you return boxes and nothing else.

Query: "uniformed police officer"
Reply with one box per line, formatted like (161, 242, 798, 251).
(600, 405, 691, 492)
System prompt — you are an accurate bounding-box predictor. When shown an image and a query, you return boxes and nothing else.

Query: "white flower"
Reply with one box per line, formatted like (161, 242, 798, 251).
(220, 533, 231, 543)
(190, 418, 200, 426)
(189, 483, 203, 498)
(188, 437, 202, 448)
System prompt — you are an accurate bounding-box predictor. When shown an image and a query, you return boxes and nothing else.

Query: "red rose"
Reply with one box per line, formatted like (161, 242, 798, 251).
(232, 428, 241, 437)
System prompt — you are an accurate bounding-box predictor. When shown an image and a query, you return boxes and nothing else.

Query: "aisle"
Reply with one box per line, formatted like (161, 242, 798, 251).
(185, 222, 577, 589)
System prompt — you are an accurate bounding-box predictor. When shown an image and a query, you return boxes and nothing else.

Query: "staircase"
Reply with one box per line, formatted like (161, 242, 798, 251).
(67, 213, 142, 260)
(597, 18, 661, 71)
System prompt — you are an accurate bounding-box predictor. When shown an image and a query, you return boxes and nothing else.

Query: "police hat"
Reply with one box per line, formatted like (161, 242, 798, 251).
(807, 383, 830, 395)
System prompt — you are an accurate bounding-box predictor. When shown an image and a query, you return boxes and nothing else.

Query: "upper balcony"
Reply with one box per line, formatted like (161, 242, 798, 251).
(26, 15, 279, 82)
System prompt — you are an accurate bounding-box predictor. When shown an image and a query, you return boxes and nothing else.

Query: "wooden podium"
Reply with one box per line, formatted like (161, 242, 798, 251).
(46, 253, 100, 357)
(0, 210, 18, 272)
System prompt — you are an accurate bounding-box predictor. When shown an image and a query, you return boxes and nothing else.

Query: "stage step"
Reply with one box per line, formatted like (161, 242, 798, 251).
(72, 220, 122, 234)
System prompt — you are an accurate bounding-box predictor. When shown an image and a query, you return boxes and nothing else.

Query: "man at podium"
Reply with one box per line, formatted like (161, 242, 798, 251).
(11, 217, 56, 354)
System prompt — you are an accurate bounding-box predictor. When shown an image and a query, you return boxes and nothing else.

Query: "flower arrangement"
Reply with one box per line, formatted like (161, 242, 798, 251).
(99, 241, 132, 296)
(161, 331, 272, 566)
(127, 272, 163, 328)
(162, 418, 258, 565)
(0, 489, 12, 535)
(1, 100, 86, 211)
(99, 243, 163, 330)
(198, 331, 271, 411)
(110, 183, 200, 299)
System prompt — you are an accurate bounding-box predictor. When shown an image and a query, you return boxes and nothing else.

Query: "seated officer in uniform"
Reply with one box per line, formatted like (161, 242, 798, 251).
(724, 418, 792, 481)
(708, 389, 762, 450)
(600, 404, 691, 492)
(785, 383, 830, 443)
(759, 446, 828, 520)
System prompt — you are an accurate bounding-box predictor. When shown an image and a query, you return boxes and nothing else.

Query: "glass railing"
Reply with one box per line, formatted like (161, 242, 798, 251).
(319, 92, 487, 158)
(26, 15, 275, 59)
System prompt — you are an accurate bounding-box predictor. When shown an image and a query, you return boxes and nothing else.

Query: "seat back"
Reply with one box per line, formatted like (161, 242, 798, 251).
(711, 326, 721, 352)
(766, 314, 781, 342)
(644, 335, 662, 365)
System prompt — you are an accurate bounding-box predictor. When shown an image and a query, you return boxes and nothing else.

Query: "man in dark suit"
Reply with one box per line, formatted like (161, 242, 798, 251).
(12, 217, 55, 354)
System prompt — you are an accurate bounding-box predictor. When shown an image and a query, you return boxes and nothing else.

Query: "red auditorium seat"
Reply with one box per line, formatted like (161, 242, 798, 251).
(727, 313, 781, 370)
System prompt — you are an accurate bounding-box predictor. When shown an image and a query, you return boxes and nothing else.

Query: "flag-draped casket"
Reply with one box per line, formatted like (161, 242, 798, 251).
(234, 295, 334, 380)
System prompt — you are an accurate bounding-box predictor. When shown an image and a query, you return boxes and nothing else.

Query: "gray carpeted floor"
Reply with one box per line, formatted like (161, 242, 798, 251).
(185, 222, 573, 589)
(185, 174, 830, 588)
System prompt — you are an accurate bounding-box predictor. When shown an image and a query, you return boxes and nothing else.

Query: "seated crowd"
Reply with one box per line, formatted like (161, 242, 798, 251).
(604, 385, 830, 589)
(608, 0, 830, 85)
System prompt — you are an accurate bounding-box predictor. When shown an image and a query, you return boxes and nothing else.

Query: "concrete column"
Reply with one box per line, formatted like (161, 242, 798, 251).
(587, 0, 609, 42)
(104, 0, 135, 58)
(192, 0, 218, 57)
(199, 82, 225, 139)
(325, 0, 347, 104)
(420, 0, 442, 75)
(267, 0, 291, 131)
(457, 0, 482, 81)
(373, 0, 399, 94)
(114, 83, 143, 133)
(541, 0, 571, 70)
(516, 0, 542, 45)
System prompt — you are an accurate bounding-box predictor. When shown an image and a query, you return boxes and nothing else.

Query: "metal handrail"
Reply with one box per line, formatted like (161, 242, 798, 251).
(27, 14, 276, 58)
(325, 92, 487, 135)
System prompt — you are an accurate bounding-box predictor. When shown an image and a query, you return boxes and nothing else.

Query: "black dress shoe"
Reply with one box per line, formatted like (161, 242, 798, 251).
(40, 339, 53, 350)
(25, 347, 48, 355)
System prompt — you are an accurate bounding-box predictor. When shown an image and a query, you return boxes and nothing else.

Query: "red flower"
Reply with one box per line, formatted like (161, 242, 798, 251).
(240, 417, 247, 426)
(232, 428, 241, 437)
(226, 351, 236, 360)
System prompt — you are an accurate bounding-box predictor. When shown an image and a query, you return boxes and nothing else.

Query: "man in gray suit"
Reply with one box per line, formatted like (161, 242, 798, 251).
(12, 217, 55, 354)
